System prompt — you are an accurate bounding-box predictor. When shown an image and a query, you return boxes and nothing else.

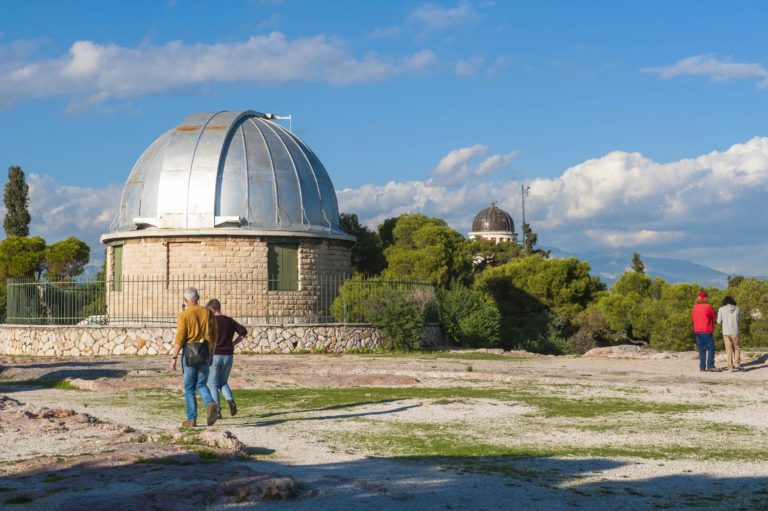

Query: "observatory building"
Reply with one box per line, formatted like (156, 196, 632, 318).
(101, 110, 353, 323)
(468, 203, 517, 244)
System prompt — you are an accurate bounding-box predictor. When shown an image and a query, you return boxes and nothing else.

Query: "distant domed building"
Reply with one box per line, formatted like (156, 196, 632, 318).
(101, 110, 354, 323)
(468, 202, 517, 244)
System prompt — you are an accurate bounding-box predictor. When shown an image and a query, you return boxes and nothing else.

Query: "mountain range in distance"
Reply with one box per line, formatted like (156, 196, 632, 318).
(546, 248, 738, 288)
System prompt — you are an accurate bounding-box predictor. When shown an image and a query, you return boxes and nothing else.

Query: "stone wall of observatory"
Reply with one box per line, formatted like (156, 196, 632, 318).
(105, 236, 352, 322)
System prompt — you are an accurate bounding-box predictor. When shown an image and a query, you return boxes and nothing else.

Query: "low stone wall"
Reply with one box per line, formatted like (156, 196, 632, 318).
(0, 324, 384, 357)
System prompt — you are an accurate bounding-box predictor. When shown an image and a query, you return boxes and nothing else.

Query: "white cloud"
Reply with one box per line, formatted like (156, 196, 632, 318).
(409, 2, 482, 32)
(453, 57, 483, 76)
(585, 229, 686, 248)
(0, 33, 440, 111)
(430, 144, 519, 184)
(26, 173, 122, 251)
(404, 49, 439, 72)
(643, 54, 768, 88)
(11, 138, 768, 275)
(337, 137, 768, 274)
(475, 151, 519, 176)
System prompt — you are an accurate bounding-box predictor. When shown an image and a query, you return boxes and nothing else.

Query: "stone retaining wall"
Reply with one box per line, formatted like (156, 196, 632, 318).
(0, 324, 443, 357)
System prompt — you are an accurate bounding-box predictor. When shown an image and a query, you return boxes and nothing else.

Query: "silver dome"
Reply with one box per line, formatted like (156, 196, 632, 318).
(107, 111, 346, 238)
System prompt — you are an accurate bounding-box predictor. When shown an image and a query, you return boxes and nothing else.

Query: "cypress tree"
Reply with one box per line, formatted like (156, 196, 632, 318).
(631, 252, 646, 274)
(3, 166, 31, 237)
(522, 222, 538, 254)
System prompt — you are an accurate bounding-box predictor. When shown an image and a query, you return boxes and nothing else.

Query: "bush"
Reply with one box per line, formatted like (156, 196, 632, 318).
(330, 276, 390, 323)
(436, 284, 500, 347)
(529, 312, 579, 355)
(569, 307, 619, 354)
(366, 287, 436, 351)
(474, 255, 605, 350)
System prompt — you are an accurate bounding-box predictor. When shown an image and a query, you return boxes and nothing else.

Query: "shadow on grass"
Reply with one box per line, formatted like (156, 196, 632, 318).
(1, 451, 767, 510)
(248, 403, 422, 427)
(258, 398, 405, 418)
(0, 360, 128, 393)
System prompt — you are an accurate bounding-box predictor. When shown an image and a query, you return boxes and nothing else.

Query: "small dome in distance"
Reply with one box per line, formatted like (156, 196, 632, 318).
(471, 202, 514, 233)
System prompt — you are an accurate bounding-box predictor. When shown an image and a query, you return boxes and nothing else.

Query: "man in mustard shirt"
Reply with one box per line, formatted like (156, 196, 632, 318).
(168, 287, 219, 427)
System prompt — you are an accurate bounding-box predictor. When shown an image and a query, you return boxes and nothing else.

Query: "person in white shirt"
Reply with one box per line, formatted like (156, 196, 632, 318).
(717, 296, 742, 372)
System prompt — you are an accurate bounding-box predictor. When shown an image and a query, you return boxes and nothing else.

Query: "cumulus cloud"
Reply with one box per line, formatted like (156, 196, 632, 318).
(409, 2, 482, 32)
(585, 229, 686, 248)
(11, 138, 768, 275)
(430, 144, 519, 185)
(643, 54, 768, 88)
(0, 33, 439, 111)
(26, 173, 122, 251)
(337, 137, 768, 273)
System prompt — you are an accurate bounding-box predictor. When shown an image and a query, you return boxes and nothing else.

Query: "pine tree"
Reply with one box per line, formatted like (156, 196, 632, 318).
(631, 252, 645, 274)
(522, 222, 538, 254)
(3, 166, 31, 237)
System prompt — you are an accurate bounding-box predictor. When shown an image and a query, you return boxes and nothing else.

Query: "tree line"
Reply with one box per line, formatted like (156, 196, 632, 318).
(338, 212, 768, 353)
(0, 166, 92, 319)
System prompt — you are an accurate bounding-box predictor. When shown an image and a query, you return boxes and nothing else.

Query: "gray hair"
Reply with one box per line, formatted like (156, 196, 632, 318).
(183, 287, 199, 301)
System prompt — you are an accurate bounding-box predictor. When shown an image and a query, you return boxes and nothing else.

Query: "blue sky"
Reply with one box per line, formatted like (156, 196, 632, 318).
(0, 1, 767, 274)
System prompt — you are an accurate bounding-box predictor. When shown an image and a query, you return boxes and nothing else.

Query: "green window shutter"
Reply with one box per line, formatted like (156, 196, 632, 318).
(112, 244, 123, 291)
(268, 243, 298, 290)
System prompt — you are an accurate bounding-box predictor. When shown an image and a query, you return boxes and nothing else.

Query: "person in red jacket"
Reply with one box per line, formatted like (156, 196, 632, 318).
(692, 290, 717, 371)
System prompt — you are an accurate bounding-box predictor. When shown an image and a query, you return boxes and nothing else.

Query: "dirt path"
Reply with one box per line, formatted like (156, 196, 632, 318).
(1, 351, 767, 510)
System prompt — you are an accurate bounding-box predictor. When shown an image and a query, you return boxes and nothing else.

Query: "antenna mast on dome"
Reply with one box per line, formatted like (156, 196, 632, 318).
(269, 114, 292, 132)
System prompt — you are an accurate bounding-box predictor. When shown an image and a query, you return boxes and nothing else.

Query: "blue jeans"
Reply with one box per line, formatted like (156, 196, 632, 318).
(181, 356, 214, 421)
(695, 333, 715, 371)
(207, 355, 234, 410)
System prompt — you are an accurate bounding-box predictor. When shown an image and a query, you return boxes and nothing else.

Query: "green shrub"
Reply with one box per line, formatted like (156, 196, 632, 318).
(330, 275, 389, 323)
(437, 283, 500, 347)
(366, 287, 435, 351)
(569, 307, 619, 353)
(474, 255, 605, 350)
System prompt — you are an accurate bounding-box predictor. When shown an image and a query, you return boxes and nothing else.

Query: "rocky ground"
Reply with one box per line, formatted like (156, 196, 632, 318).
(1, 347, 768, 510)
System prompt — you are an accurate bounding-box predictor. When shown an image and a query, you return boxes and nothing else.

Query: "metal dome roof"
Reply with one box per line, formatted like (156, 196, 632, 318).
(106, 110, 348, 239)
(471, 203, 515, 233)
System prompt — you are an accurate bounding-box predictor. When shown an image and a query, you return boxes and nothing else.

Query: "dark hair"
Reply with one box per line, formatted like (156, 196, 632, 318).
(722, 296, 737, 306)
(206, 298, 221, 313)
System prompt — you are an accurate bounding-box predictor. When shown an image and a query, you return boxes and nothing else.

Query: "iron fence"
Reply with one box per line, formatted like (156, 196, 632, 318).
(5, 274, 433, 326)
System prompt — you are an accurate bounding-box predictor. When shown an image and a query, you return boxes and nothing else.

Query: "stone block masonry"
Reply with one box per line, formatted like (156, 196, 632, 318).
(0, 324, 383, 357)
(105, 236, 353, 322)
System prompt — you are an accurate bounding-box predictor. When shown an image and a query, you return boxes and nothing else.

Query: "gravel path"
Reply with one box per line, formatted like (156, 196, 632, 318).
(1, 351, 767, 510)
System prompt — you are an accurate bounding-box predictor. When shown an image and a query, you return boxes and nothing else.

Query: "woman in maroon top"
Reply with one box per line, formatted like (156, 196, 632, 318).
(205, 299, 248, 418)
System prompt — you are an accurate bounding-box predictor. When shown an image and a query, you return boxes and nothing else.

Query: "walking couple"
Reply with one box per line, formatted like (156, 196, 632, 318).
(692, 291, 741, 372)
(168, 287, 248, 427)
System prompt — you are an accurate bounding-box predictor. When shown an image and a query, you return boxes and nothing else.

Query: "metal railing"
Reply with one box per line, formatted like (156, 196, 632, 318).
(5, 274, 433, 326)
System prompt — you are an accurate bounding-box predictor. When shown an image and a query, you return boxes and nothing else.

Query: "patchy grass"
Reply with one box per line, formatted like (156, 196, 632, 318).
(248, 387, 708, 419)
(0, 379, 84, 391)
(194, 449, 224, 463)
(338, 421, 768, 463)
(42, 474, 66, 483)
(126, 385, 710, 421)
